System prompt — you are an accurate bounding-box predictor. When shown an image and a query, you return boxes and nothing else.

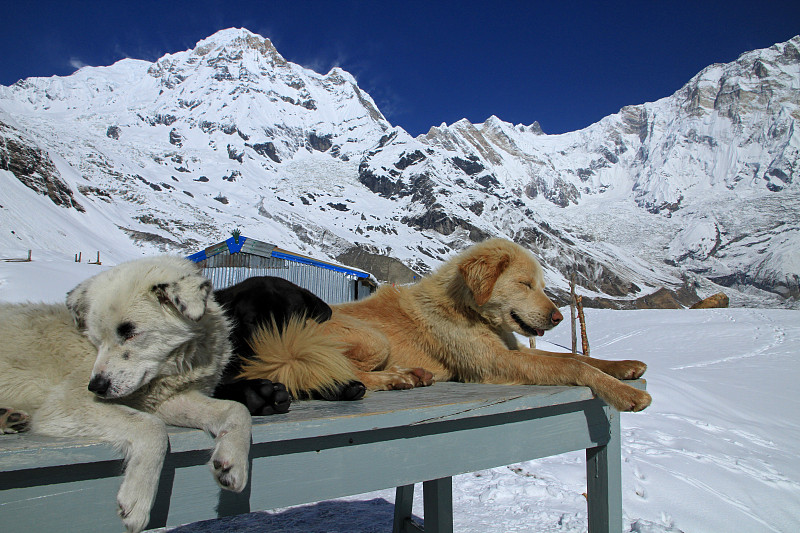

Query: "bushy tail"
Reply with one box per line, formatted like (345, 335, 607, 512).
(238, 316, 356, 398)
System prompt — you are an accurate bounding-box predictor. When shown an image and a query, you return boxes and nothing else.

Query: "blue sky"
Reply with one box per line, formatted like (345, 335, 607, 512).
(1, 1, 798, 136)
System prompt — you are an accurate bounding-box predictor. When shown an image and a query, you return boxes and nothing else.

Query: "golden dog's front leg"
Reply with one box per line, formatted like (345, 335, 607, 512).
(156, 391, 252, 492)
(489, 351, 652, 412)
(523, 348, 647, 380)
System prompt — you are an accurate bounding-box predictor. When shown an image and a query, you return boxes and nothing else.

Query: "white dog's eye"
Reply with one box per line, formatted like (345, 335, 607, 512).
(116, 321, 139, 341)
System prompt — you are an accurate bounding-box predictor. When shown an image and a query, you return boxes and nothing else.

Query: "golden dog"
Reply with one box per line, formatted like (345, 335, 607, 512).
(240, 238, 651, 412)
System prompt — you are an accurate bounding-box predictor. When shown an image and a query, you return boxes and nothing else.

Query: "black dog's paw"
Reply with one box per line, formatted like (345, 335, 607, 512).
(313, 380, 367, 401)
(216, 379, 292, 416)
(253, 381, 291, 415)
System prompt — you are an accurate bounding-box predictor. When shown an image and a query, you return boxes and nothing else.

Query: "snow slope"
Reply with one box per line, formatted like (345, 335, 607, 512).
(1, 258, 797, 532)
(2, 30, 798, 308)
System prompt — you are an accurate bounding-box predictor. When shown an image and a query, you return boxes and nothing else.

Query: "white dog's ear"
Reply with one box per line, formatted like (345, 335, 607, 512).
(458, 251, 510, 306)
(152, 275, 213, 321)
(66, 282, 90, 330)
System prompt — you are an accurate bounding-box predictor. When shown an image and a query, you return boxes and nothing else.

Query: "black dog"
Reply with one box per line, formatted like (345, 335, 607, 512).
(213, 276, 365, 414)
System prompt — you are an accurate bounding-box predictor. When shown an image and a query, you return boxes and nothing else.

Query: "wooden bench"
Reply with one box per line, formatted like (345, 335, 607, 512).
(0, 381, 644, 532)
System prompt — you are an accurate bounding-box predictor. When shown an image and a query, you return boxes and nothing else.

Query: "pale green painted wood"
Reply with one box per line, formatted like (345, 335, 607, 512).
(393, 484, 419, 533)
(0, 381, 645, 531)
(586, 407, 623, 533)
(422, 478, 453, 533)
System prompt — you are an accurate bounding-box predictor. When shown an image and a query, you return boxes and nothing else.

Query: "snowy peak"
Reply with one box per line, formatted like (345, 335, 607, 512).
(192, 28, 287, 64)
(1, 31, 798, 308)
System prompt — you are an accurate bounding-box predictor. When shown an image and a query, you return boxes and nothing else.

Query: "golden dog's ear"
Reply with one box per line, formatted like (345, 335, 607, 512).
(151, 275, 213, 321)
(458, 251, 510, 306)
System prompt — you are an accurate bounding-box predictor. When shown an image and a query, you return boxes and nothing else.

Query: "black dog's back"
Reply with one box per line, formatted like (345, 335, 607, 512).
(214, 276, 364, 412)
(214, 276, 332, 359)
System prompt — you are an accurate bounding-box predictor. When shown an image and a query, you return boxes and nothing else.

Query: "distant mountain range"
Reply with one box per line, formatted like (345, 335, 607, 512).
(1, 28, 798, 308)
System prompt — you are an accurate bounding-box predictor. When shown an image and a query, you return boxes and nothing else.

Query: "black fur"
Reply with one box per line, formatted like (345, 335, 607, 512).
(213, 276, 365, 413)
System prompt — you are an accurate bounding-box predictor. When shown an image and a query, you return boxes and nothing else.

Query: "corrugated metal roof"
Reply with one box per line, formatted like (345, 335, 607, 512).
(187, 236, 369, 279)
(186, 236, 374, 302)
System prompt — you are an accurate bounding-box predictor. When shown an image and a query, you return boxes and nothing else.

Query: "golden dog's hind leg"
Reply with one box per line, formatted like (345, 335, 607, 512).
(331, 323, 435, 391)
(355, 366, 435, 391)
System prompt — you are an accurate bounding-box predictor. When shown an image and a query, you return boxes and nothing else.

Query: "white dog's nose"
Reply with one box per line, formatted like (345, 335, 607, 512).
(88, 374, 111, 396)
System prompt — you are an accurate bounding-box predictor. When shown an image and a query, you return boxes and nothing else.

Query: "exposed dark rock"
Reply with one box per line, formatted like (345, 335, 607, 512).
(169, 128, 183, 146)
(1, 120, 84, 211)
(119, 226, 195, 252)
(710, 271, 799, 300)
(524, 176, 580, 207)
(476, 174, 500, 189)
(467, 201, 484, 216)
(690, 292, 730, 309)
(620, 105, 648, 142)
(394, 150, 426, 170)
(106, 126, 121, 140)
(308, 132, 332, 152)
(222, 170, 241, 182)
(402, 207, 491, 241)
(451, 155, 484, 175)
(152, 114, 177, 126)
(634, 287, 683, 309)
(227, 144, 243, 162)
(336, 245, 421, 284)
(358, 163, 402, 198)
(214, 194, 229, 204)
(249, 142, 281, 163)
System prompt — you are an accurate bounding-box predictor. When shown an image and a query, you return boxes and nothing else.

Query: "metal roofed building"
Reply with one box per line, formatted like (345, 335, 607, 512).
(187, 236, 375, 303)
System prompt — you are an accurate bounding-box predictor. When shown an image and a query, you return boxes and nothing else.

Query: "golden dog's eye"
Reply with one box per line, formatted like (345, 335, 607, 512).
(520, 281, 532, 288)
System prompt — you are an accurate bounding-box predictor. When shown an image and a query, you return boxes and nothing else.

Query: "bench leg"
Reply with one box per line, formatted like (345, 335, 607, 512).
(586, 408, 622, 533)
(392, 477, 453, 533)
(393, 484, 419, 533)
(423, 477, 453, 533)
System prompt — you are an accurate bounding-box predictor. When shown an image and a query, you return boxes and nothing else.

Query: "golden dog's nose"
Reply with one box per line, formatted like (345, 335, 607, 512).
(551, 309, 563, 325)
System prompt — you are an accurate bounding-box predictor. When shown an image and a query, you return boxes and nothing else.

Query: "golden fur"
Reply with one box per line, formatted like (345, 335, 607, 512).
(245, 238, 652, 412)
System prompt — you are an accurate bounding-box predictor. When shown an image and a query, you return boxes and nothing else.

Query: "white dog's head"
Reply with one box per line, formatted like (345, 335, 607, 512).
(456, 239, 563, 337)
(66, 256, 213, 399)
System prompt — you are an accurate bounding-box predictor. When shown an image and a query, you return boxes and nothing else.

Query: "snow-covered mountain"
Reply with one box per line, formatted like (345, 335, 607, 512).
(1, 28, 798, 308)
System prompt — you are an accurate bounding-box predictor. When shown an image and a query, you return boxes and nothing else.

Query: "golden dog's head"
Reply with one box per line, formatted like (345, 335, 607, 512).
(457, 239, 563, 337)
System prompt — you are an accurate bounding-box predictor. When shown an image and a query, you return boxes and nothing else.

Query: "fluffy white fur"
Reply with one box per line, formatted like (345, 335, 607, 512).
(0, 256, 252, 533)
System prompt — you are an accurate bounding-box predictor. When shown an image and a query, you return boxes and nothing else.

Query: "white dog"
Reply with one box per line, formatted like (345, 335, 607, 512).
(0, 256, 252, 533)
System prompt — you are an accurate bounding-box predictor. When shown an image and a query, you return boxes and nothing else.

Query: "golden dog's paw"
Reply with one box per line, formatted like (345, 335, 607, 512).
(0, 407, 30, 434)
(408, 367, 435, 387)
(608, 387, 652, 412)
(370, 366, 435, 390)
(604, 360, 647, 380)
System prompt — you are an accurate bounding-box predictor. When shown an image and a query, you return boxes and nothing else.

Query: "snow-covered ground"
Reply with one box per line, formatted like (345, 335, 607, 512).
(1, 257, 798, 532)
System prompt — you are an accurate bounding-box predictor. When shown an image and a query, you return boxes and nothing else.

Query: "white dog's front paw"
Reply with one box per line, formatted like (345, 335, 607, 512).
(116, 480, 153, 533)
(210, 441, 249, 492)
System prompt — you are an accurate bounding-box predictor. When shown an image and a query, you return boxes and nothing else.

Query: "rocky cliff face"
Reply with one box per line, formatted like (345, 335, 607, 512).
(0, 111, 83, 211)
(0, 29, 797, 307)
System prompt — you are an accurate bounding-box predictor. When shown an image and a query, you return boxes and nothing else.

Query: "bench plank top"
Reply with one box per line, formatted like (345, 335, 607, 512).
(0, 382, 612, 470)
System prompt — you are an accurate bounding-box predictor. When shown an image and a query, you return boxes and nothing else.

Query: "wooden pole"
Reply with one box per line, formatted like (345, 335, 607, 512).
(570, 273, 577, 354)
(577, 295, 589, 356)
